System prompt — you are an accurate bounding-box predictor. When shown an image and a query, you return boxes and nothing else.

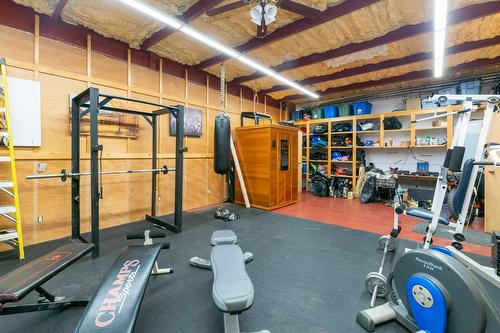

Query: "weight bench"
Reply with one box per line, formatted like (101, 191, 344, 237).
(75, 230, 171, 333)
(190, 229, 253, 269)
(196, 230, 269, 333)
(0, 242, 95, 315)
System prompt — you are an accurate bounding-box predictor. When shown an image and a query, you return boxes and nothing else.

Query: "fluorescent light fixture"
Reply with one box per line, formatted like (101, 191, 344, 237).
(434, 0, 448, 31)
(180, 26, 240, 58)
(120, 0, 182, 29)
(434, 29, 446, 59)
(434, 57, 443, 78)
(118, 0, 319, 99)
(433, 0, 448, 78)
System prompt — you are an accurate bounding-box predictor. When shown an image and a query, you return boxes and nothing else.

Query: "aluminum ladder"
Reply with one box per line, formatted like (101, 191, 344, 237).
(0, 57, 24, 259)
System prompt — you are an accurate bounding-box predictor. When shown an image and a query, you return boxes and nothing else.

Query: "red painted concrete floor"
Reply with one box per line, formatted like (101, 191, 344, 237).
(275, 192, 490, 257)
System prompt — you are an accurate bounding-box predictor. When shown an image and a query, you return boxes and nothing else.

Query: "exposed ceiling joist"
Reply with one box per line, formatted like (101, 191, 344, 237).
(233, 2, 500, 84)
(195, 0, 380, 70)
(262, 36, 500, 94)
(140, 0, 224, 50)
(283, 56, 500, 101)
(52, 0, 69, 20)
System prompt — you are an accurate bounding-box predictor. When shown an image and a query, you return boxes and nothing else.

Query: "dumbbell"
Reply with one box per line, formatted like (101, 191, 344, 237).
(365, 235, 396, 308)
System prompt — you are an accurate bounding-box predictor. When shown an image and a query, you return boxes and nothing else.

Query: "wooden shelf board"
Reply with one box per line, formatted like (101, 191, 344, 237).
(331, 146, 354, 149)
(414, 145, 447, 148)
(384, 128, 411, 132)
(415, 126, 447, 131)
(331, 160, 353, 164)
(310, 160, 329, 163)
(356, 130, 380, 133)
(328, 174, 353, 178)
(330, 131, 353, 135)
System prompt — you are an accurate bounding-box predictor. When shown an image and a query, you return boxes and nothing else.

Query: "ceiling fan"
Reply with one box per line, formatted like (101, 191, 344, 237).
(206, 0, 322, 38)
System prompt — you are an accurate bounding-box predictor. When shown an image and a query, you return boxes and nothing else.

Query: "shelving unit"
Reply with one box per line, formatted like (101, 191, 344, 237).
(296, 105, 460, 191)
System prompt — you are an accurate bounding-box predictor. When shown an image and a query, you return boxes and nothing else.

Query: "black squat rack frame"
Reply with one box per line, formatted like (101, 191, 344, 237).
(71, 87, 186, 257)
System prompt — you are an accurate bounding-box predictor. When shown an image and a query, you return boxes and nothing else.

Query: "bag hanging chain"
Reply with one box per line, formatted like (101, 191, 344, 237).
(220, 62, 226, 114)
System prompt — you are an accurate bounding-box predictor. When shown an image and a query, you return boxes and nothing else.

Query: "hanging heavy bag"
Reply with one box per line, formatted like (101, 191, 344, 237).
(214, 113, 231, 174)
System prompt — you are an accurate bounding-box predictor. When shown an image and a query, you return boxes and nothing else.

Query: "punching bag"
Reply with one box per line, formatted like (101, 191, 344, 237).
(214, 113, 231, 174)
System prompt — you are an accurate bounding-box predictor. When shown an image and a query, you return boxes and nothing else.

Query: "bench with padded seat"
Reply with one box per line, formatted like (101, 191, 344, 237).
(208, 230, 269, 333)
(74, 242, 167, 333)
(190, 229, 253, 269)
(0, 242, 95, 315)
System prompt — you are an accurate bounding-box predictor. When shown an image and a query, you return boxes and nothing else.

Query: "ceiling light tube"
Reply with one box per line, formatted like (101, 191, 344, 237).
(433, 0, 448, 78)
(120, 0, 182, 29)
(119, 0, 319, 98)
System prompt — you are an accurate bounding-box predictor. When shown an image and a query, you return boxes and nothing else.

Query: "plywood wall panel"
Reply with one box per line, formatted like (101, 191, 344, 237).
(208, 87, 221, 109)
(206, 159, 225, 205)
(163, 74, 185, 100)
(0, 25, 34, 64)
(40, 37, 86, 75)
(185, 105, 207, 154)
(38, 73, 87, 153)
(131, 64, 159, 92)
(184, 159, 208, 210)
(187, 81, 207, 106)
(92, 52, 127, 85)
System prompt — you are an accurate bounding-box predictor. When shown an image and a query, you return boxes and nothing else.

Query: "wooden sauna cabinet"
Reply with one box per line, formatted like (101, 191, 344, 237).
(234, 124, 298, 210)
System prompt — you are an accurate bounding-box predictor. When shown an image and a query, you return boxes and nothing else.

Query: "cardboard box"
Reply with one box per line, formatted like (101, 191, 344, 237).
(405, 98, 422, 110)
(432, 121, 447, 128)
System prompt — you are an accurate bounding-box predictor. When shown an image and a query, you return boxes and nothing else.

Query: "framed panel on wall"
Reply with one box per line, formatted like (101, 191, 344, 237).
(170, 107, 203, 137)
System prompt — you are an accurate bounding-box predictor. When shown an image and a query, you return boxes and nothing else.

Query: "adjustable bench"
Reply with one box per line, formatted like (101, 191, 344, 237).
(0, 242, 95, 315)
(203, 230, 269, 333)
(190, 229, 253, 269)
(75, 242, 169, 333)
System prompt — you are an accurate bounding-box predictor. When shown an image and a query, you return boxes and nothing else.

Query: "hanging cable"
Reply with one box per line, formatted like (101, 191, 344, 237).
(220, 62, 226, 114)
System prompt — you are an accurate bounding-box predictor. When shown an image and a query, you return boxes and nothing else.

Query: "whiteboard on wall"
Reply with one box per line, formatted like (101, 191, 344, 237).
(7, 77, 41, 146)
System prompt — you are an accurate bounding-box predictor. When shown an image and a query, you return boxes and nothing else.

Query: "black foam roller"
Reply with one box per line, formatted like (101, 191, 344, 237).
(214, 113, 231, 174)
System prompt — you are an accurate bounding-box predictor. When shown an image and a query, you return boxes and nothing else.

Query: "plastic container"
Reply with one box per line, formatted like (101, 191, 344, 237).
(291, 111, 303, 121)
(421, 99, 440, 109)
(323, 105, 339, 118)
(311, 108, 324, 119)
(460, 79, 481, 95)
(338, 104, 353, 117)
(417, 162, 429, 175)
(437, 86, 459, 105)
(353, 101, 372, 115)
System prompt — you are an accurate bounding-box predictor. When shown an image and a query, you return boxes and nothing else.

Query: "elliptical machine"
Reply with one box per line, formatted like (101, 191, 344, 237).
(357, 245, 500, 332)
(357, 95, 500, 333)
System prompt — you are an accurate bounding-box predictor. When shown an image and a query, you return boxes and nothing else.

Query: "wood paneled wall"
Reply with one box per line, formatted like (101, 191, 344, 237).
(0, 19, 286, 250)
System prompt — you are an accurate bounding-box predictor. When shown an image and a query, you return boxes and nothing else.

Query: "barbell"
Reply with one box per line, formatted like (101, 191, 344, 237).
(26, 165, 173, 182)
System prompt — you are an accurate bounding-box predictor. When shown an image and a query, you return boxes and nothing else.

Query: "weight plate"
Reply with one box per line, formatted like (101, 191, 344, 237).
(365, 272, 388, 297)
(378, 235, 396, 252)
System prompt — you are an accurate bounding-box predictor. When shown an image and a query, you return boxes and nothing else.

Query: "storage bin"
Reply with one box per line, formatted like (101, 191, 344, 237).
(311, 108, 324, 119)
(338, 104, 353, 117)
(323, 105, 339, 118)
(291, 111, 303, 121)
(460, 79, 481, 95)
(437, 86, 459, 105)
(421, 98, 439, 109)
(353, 101, 372, 115)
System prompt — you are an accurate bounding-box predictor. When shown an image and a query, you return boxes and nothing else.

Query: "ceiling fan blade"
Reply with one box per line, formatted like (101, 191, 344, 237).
(256, 16, 268, 38)
(206, 1, 247, 17)
(279, 0, 321, 19)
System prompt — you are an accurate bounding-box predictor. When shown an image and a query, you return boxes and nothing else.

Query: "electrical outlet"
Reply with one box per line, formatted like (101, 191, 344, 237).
(37, 216, 43, 224)
(37, 163, 47, 172)
(158, 195, 161, 201)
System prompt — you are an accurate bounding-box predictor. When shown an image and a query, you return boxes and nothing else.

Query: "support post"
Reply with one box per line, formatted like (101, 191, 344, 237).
(174, 105, 185, 232)
(71, 93, 82, 242)
(89, 88, 100, 257)
(151, 115, 158, 216)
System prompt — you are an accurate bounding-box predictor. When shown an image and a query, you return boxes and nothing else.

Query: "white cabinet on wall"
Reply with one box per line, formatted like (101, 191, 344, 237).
(7, 76, 41, 147)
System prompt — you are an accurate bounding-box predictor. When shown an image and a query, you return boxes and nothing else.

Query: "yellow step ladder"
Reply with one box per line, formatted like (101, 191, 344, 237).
(0, 57, 24, 259)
